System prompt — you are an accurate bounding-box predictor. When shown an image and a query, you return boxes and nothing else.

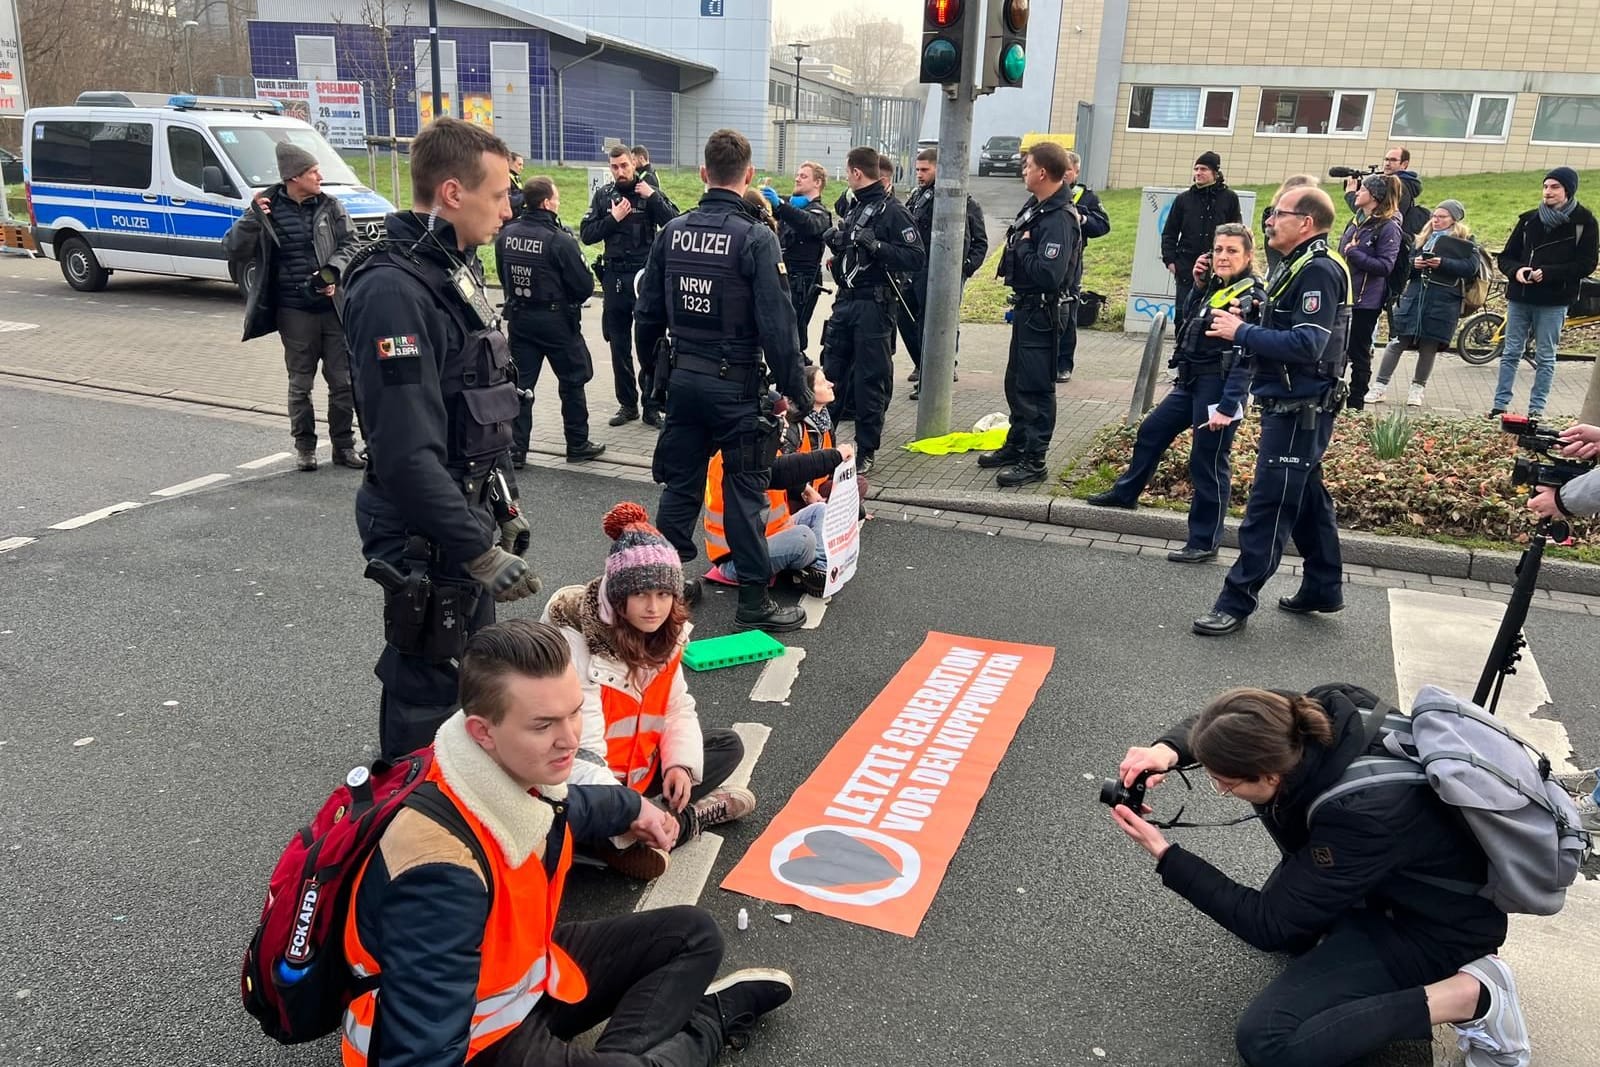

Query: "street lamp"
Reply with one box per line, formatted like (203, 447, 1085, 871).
(182, 20, 199, 94)
(788, 41, 809, 125)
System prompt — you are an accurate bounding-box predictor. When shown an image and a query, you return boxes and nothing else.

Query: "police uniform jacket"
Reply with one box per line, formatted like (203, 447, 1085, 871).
(828, 183, 925, 291)
(495, 207, 594, 312)
(906, 183, 989, 279)
(343, 212, 508, 564)
(1231, 235, 1352, 405)
(634, 188, 812, 410)
(579, 178, 677, 273)
(999, 183, 1080, 298)
(774, 196, 831, 274)
(1072, 184, 1111, 242)
(1175, 271, 1267, 419)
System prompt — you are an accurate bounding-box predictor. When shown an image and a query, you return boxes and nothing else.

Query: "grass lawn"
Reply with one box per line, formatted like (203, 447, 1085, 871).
(961, 169, 1559, 330)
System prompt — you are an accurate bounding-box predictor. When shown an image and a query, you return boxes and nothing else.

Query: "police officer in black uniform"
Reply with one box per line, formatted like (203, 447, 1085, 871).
(495, 175, 605, 467)
(1193, 185, 1352, 637)
(759, 160, 832, 354)
(820, 146, 925, 474)
(901, 146, 988, 398)
(979, 141, 1082, 488)
(1056, 150, 1112, 382)
(342, 118, 543, 759)
(636, 128, 815, 632)
(580, 145, 678, 428)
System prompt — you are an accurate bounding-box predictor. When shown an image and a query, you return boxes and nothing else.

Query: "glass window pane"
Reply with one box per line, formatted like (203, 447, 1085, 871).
(90, 122, 153, 189)
(31, 121, 93, 184)
(1202, 90, 1233, 130)
(1334, 94, 1369, 133)
(1148, 86, 1200, 130)
(1129, 86, 1153, 129)
(1534, 96, 1600, 144)
(1473, 96, 1510, 138)
(1392, 91, 1470, 138)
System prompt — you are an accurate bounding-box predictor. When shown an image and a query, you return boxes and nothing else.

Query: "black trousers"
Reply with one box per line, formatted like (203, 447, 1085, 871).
(278, 306, 356, 451)
(1108, 372, 1239, 551)
(355, 483, 497, 759)
(788, 268, 822, 355)
(1172, 265, 1196, 332)
(897, 272, 926, 368)
(1344, 306, 1383, 409)
(476, 906, 726, 1067)
(653, 370, 772, 586)
(1214, 407, 1342, 618)
(1235, 910, 1495, 1067)
(1056, 313, 1079, 375)
(639, 728, 745, 843)
(1000, 300, 1059, 462)
(509, 310, 594, 453)
(601, 271, 646, 411)
(822, 296, 894, 453)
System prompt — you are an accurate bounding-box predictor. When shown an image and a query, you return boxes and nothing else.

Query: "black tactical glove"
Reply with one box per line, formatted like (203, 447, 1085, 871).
(822, 226, 848, 254)
(467, 547, 542, 603)
(851, 228, 881, 255)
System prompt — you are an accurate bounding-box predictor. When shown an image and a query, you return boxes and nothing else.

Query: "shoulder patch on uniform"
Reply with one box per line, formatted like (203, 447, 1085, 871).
(1311, 845, 1335, 868)
(376, 335, 420, 359)
(902, 226, 917, 243)
(1043, 242, 1062, 259)
(376, 334, 422, 386)
(1301, 291, 1322, 314)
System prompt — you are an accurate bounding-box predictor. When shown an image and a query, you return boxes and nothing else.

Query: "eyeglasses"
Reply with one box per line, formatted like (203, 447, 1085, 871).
(1266, 207, 1309, 219)
(1207, 774, 1241, 797)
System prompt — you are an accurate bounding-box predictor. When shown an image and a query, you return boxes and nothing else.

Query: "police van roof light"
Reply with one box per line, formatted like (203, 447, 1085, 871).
(166, 93, 284, 114)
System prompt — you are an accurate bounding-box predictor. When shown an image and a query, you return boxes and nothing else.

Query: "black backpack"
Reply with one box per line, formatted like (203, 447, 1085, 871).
(1385, 201, 1432, 304)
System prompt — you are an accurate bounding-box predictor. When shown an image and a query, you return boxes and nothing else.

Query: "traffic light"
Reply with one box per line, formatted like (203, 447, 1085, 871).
(982, 0, 1029, 90)
(919, 0, 967, 85)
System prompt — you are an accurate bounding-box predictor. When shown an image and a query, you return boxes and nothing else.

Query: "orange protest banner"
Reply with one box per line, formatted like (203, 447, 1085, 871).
(721, 632, 1054, 936)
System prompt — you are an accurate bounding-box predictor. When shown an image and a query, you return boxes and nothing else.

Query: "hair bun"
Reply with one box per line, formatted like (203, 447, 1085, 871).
(603, 501, 650, 540)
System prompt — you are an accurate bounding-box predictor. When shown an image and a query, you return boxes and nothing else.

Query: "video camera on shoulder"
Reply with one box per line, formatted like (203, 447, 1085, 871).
(1328, 164, 1381, 179)
(1501, 413, 1597, 491)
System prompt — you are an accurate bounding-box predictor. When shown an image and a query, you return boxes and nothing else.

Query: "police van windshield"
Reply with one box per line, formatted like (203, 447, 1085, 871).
(213, 126, 361, 188)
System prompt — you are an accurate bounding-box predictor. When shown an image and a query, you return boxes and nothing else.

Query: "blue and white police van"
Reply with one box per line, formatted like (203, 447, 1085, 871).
(22, 91, 395, 293)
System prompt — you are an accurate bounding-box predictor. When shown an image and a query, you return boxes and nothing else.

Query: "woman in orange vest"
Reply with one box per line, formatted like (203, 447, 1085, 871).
(542, 502, 756, 879)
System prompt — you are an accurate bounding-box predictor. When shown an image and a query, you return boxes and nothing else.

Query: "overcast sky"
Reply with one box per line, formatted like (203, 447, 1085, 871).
(772, 0, 921, 41)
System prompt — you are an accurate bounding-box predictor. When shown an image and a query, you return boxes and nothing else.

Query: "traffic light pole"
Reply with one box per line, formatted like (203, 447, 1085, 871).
(914, 77, 977, 439)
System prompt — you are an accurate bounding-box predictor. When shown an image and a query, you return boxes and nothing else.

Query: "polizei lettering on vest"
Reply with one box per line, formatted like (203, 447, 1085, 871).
(285, 880, 320, 963)
(670, 230, 732, 256)
(502, 236, 544, 254)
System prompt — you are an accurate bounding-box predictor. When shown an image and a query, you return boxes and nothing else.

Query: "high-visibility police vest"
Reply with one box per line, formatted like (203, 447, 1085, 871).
(339, 763, 588, 1065)
(599, 646, 684, 790)
(703, 450, 791, 564)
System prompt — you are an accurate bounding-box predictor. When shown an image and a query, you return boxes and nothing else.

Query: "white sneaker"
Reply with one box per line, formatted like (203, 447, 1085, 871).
(1453, 955, 1530, 1067)
(1364, 383, 1388, 404)
(1407, 383, 1425, 406)
(1576, 791, 1600, 832)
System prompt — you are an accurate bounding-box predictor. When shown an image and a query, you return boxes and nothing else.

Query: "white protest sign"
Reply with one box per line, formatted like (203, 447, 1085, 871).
(821, 456, 860, 596)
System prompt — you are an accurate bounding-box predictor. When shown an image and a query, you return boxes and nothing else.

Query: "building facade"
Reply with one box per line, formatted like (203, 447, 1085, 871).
(1054, 0, 1600, 190)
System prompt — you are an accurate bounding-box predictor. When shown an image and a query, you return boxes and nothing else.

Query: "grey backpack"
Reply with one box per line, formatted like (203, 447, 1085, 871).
(1308, 684, 1592, 916)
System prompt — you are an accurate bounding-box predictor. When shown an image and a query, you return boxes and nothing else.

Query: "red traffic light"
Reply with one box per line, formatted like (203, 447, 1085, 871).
(1003, 0, 1029, 32)
(925, 0, 963, 29)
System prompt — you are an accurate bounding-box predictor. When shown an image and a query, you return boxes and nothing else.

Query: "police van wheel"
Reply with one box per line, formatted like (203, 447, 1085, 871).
(59, 237, 109, 292)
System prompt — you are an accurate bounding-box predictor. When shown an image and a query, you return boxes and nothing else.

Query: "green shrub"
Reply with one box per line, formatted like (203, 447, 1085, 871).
(1367, 411, 1415, 460)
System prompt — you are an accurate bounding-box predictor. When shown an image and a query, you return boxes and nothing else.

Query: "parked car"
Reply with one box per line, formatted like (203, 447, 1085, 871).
(978, 135, 1022, 177)
(1, 146, 21, 185)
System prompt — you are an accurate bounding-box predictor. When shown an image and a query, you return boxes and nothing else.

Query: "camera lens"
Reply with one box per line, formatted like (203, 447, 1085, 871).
(1099, 779, 1128, 807)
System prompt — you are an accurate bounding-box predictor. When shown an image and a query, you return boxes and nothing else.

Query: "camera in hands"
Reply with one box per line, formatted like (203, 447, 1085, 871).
(1100, 769, 1155, 810)
(1328, 164, 1381, 179)
(1501, 414, 1597, 493)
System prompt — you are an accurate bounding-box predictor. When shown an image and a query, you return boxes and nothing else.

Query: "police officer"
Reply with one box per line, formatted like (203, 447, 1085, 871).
(495, 175, 606, 467)
(580, 145, 678, 428)
(901, 146, 988, 399)
(1056, 150, 1111, 383)
(342, 118, 543, 759)
(820, 146, 925, 474)
(636, 128, 815, 632)
(759, 160, 832, 354)
(978, 141, 1081, 488)
(1192, 185, 1352, 637)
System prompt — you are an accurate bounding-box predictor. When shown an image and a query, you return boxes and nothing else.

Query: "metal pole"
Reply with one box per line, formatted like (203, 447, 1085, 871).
(427, 0, 442, 120)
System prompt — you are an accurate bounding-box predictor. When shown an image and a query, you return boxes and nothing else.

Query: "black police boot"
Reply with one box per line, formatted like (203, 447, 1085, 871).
(642, 407, 662, 428)
(565, 441, 607, 462)
(977, 447, 1021, 470)
(1085, 490, 1137, 509)
(608, 407, 639, 427)
(1192, 611, 1246, 636)
(511, 453, 527, 470)
(735, 582, 804, 632)
(995, 459, 1047, 488)
(1167, 546, 1218, 564)
(296, 449, 318, 472)
(703, 969, 795, 1052)
(332, 447, 366, 470)
(1277, 591, 1345, 615)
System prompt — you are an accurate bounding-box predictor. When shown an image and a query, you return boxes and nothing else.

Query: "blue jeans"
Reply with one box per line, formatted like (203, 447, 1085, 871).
(720, 502, 826, 580)
(1493, 301, 1564, 415)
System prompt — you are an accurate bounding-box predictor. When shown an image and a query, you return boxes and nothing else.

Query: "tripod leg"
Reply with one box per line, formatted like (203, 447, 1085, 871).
(1473, 531, 1546, 711)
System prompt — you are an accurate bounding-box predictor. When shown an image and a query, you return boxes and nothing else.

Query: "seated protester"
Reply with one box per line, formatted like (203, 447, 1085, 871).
(341, 617, 794, 1067)
(1086, 223, 1264, 564)
(542, 503, 756, 880)
(1366, 200, 1476, 407)
(778, 366, 868, 513)
(1110, 685, 1527, 1067)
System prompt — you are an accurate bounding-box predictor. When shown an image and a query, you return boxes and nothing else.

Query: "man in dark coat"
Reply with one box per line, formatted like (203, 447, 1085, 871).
(1161, 151, 1242, 331)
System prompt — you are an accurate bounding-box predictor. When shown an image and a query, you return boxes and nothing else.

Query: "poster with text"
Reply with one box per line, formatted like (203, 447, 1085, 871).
(0, 0, 27, 116)
(253, 78, 311, 124)
(821, 456, 859, 596)
(310, 81, 368, 150)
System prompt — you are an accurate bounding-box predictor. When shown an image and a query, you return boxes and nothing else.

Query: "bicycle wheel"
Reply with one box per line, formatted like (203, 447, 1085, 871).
(1457, 312, 1505, 365)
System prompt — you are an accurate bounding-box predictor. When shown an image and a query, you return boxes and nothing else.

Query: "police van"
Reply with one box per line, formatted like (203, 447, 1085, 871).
(22, 91, 395, 293)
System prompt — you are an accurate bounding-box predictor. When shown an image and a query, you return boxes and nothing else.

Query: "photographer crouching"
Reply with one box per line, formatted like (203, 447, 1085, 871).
(1109, 685, 1529, 1067)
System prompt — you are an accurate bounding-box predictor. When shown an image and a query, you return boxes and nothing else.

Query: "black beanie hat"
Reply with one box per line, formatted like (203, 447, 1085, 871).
(1195, 151, 1222, 173)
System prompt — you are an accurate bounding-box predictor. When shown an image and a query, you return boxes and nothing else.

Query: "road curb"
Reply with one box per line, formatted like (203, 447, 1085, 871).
(869, 486, 1600, 596)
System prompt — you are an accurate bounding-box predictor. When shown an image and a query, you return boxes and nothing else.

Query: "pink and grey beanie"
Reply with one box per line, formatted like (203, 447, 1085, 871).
(598, 502, 683, 621)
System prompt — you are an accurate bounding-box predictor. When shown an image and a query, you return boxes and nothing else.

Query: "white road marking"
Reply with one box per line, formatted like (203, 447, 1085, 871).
(0, 320, 39, 332)
(634, 722, 771, 913)
(48, 501, 143, 530)
(750, 647, 806, 702)
(151, 473, 230, 497)
(1388, 590, 1599, 1065)
(237, 452, 293, 470)
(799, 593, 829, 629)
(0, 536, 37, 553)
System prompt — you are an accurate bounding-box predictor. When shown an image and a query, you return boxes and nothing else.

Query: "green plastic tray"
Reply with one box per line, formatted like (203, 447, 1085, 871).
(682, 630, 787, 671)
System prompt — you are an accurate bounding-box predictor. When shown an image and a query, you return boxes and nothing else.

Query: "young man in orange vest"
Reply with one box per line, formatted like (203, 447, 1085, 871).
(340, 618, 794, 1066)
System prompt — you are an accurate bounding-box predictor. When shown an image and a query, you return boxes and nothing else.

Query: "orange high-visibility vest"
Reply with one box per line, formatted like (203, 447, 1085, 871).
(340, 763, 588, 1065)
(794, 420, 835, 496)
(599, 648, 683, 791)
(703, 450, 790, 563)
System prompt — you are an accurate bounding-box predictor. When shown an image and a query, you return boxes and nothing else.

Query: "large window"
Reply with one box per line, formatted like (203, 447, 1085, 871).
(30, 120, 153, 187)
(1533, 95, 1600, 145)
(1127, 86, 1236, 133)
(1391, 91, 1512, 141)
(1256, 89, 1372, 136)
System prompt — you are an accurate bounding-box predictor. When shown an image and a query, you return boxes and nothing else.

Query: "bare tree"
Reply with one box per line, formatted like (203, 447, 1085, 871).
(785, 13, 917, 95)
(333, 0, 413, 140)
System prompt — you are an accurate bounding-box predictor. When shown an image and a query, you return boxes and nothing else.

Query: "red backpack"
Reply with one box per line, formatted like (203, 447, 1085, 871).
(241, 751, 488, 1044)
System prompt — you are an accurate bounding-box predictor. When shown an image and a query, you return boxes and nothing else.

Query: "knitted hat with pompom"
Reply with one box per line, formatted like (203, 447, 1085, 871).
(598, 502, 683, 623)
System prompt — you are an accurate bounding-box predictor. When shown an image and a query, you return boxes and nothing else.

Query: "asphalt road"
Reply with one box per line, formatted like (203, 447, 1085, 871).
(3, 387, 1597, 1067)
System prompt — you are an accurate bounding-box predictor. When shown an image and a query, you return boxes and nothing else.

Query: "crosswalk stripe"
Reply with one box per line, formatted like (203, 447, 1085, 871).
(750, 647, 806, 703)
(0, 536, 37, 553)
(151, 473, 230, 497)
(48, 501, 143, 530)
(238, 452, 293, 470)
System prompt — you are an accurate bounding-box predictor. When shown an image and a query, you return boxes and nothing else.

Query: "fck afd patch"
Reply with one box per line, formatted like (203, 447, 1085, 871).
(376, 335, 420, 359)
(1043, 242, 1062, 260)
(1301, 291, 1322, 314)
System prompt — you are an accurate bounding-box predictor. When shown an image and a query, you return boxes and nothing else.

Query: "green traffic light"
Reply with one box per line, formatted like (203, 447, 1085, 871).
(1000, 43, 1026, 84)
(923, 38, 960, 82)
